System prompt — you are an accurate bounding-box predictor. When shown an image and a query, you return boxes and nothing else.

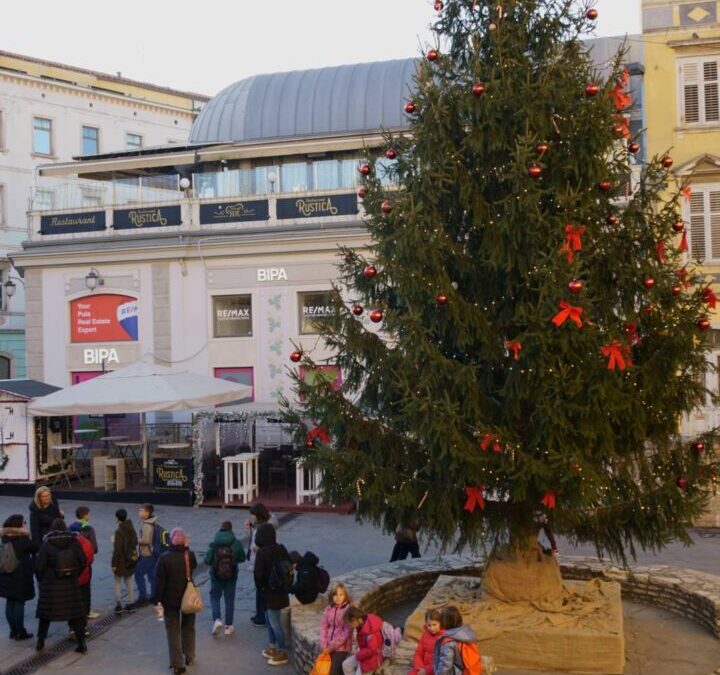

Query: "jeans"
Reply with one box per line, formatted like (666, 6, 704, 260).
(5, 599, 25, 635)
(265, 608, 285, 650)
(209, 577, 236, 626)
(390, 541, 421, 562)
(114, 574, 136, 604)
(135, 555, 157, 600)
(163, 609, 195, 669)
(254, 587, 266, 623)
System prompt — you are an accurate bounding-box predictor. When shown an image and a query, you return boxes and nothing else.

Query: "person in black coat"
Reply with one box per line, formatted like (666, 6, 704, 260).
(289, 550, 321, 605)
(0, 514, 38, 640)
(153, 527, 197, 675)
(35, 518, 87, 653)
(29, 487, 63, 546)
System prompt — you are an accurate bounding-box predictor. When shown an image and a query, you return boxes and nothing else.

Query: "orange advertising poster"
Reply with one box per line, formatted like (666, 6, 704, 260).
(70, 294, 139, 343)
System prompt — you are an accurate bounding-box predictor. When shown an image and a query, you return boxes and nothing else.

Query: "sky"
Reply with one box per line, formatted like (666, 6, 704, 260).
(0, 0, 641, 97)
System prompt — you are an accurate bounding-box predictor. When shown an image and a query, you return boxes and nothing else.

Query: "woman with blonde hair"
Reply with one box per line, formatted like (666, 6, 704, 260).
(29, 487, 63, 546)
(319, 582, 353, 675)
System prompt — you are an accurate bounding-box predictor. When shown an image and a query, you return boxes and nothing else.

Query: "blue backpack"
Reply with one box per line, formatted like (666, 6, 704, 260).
(151, 524, 170, 558)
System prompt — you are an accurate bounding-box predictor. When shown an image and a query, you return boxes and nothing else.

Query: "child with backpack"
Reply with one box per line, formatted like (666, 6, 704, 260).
(433, 606, 481, 675)
(135, 504, 168, 605)
(111, 509, 138, 614)
(342, 605, 396, 674)
(289, 549, 328, 605)
(410, 608, 444, 675)
(253, 523, 291, 666)
(204, 520, 246, 637)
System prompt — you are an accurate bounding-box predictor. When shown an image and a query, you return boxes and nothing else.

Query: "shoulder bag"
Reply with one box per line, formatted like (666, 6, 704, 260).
(180, 550, 204, 614)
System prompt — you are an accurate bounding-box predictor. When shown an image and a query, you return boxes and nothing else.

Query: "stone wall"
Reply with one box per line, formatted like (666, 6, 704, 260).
(697, 492, 720, 527)
(290, 556, 720, 675)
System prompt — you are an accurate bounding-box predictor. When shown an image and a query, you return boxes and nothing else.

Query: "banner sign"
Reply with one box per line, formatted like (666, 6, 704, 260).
(276, 193, 358, 220)
(70, 294, 139, 343)
(113, 205, 181, 229)
(200, 199, 269, 225)
(40, 211, 106, 235)
(152, 458, 194, 492)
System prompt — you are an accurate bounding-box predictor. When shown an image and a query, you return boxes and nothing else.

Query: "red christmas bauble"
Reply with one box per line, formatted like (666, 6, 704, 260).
(404, 102, 416, 114)
(585, 83, 600, 97)
(434, 0, 443, 10)
(586, 8, 598, 20)
(677, 476, 688, 490)
(290, 350, 303, 363)
(536, 142, 550, 155)
(363, 265, 377, 278)
(671, 284, 682, 297)
(369, 309, 383, 323)
(568, 278, 584, 294)
(628, 142, 640, 154)
(528, 163, 542, 178)
(305, 439, 314, 449)
(644, 304, 654, 314)
(356, 186, 367, 199)
(692, 440, 706, 453)
(385, 148, 397, 160)
(352, 304, 363, 316)
(697, 317, 711, 331)
(662, 156, 674, 168)
(606, 214, 618, 225)
(436, 293, 449, 306)
(427, 49, 439, 62)
(643, 276, 656, 290)
(598, 180, 612, 192)
(472, 82, 485, 97)
(359, 163, 371, 176)
(381, 200, 392, 214)
(672, 220, 685, 232)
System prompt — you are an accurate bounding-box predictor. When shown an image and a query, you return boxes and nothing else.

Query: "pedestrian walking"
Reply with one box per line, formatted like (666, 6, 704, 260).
(254, 522, 291, 666)
(34, 519, 87, 654)
(28, 487, 63, 546)
(245, 503, 278, 627)
(389, 521, 421, 562)
(204, 520, 245, 637)
(154, 527, 197, 675)
(319, 583, 353, 675)
(111, 508, 138, 613)
(341, 606, 386, 674)
(0, 514, 37, 640)
(135, 503, 158, 605)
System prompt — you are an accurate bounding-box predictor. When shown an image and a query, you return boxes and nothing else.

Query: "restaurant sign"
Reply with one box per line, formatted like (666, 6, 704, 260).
(70, 294, 139, 343)
(40, 211, 106, 235)
(276, 193, 358, 220)
(200, 199, 269, 225)
(152, 458, 194, 492)
(113, 205, 182, 229)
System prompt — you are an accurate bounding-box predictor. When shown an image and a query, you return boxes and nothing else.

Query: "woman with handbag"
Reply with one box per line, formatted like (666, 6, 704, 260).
(154, 528, 199, 675)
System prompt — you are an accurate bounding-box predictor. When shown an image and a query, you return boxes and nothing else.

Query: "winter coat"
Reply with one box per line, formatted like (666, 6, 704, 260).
(204, 530, 246, 581)
(247, 513, 279, 570)
(154, 545, 197, 611)
(253, 523, 290, 611)
(68, 520, 98, 554)
(0, 527, 37, 602)
(29, 498, 62, 546)
(319, 602, 352, 653)
(410, 626, 445, 675)
(433, 625, 478, 675)
(112, 520, 139, 577)
(138, 515, 157, 557)
(291, 550, 320, 604)
(74, 533, 94, 587)
(35, 531, 87, 621)
(355, 613, 385, 673)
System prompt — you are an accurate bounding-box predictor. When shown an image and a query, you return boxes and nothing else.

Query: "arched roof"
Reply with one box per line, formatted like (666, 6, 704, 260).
(189, 58, 418, 144)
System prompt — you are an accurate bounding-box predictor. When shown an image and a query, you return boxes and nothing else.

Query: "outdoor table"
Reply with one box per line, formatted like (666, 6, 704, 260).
(72, 429, 99, 462)
(112, 440, 144, 477)
(295, 457, 322, 505)
(50, 444, 85, 488)
(223, 452, 259, 504)
(101, 436, 128, 454)
(156, 442, 191, 457)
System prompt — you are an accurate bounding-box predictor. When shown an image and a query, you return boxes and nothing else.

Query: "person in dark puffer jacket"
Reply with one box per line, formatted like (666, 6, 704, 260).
(29, 487, 63, 546)
(0, 514, 38, 640)
(289, 549, 321, 604)
(34, 519, 87, 654)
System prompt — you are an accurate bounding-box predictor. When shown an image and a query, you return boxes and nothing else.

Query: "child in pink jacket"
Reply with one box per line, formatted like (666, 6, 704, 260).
(320, 583, 353, 675)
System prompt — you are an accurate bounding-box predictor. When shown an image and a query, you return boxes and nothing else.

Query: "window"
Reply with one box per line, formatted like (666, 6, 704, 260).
(298, 290, 336, 334)
(0, 185, 4, 226)
(214, 367, 254, 404)
(82, 126, 99, 155)
(0, 110, 4, 150)
(33, 189, 55, 211)
(213, 295, 252, 337)
(679, 57, 720, 125)
(0, 356, 11, 379)
(687, 184, 720, 260)
(33, 117, 52, 155)
(280, 162, 309, 192)
(126, 133, 143, 151)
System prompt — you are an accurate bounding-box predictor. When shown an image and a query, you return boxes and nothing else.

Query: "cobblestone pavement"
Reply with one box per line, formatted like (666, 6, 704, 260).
(0, 495, 717, 674)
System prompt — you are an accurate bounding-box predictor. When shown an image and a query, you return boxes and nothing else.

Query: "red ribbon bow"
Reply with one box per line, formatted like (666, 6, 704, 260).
(681, 186, 692, 203)
(677, 267, 690, 288)
(624, 322, 640, 346)
(307, 425, 331, 445)
(679, 229, 688, 252)
(464, 486, 486, 512)
(562, 224, 586, 262)
(610, 69, 632, 110)
(612, 113, 631, 139)
(601, 340, 632, 371)
(703, 286, 718, 310)
(552, 301, 584, 328)
(540, 490, 556, 510)
(656, 240, 666, 264)
(480, 433, 501, 453)
(504, 341, 522, 361)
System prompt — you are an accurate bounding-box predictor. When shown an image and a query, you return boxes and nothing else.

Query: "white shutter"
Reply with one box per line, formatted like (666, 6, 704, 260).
(690, 191, 706, 260)
(704, 61, 720, 122)
(682, 61, 701, 123)
(710, 190, 720, 259)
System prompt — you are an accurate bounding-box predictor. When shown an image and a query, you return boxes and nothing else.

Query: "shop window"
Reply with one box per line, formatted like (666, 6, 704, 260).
(33, 117, 52, 155)
(82, 126, 99, 155)
(214, 367, 254, 404)
(213, 294, 253, 338)
(298, 290, 335, 334)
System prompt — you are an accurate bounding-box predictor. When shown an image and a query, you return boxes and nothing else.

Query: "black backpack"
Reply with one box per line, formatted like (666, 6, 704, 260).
(268, 558, 294, 594)
(213, 543, 235, 581)
(55, 546, 79, 579)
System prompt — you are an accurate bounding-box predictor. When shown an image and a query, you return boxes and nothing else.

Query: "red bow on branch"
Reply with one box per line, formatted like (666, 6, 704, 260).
(610, 84, 632, 112)
(552, 301, 584, 328)
(480, 433, 501, 452)
(703, 286, 718, 310)
(307, 425, 331, 446)
(656, 240, 666, 264)
(624, 322, 640, 346)
(677, 267, 690, 289)
(612, 114, 631, 139)
(540, 490, 557, 510)
(679, 229, 688, 252)
(562, 224, 586, 262)
(464, 486, 486, 512)
(681, 186, 692, 203)
(601, 340, 632, 371)
(504, 341, 522, 361)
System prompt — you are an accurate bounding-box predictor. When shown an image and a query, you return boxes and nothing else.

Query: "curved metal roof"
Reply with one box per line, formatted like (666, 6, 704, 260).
(189, 58, 418, 144)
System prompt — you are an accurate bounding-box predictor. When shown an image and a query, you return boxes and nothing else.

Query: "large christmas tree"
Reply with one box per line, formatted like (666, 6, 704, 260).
(284, 0, 719, 566)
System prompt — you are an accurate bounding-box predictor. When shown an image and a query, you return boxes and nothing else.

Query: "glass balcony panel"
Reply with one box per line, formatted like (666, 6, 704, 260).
(314, 160, 340, 190)
(280, 162, 309, 193)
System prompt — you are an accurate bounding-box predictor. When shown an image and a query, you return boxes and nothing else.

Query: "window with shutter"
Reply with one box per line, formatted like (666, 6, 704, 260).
(690, 192, 706, 259)
(704, 62, 719, 121)
(683, 61, 700, 123)
(679, 58, 720, 125)
(710, 190, 720, 258)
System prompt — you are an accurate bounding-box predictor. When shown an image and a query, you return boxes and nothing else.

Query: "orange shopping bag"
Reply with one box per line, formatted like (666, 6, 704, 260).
(310, 651, 332, 675)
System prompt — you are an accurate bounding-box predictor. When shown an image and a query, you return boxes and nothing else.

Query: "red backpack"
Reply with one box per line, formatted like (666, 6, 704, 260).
(443, 637, 482, 675)
(76, 534, 94, 587)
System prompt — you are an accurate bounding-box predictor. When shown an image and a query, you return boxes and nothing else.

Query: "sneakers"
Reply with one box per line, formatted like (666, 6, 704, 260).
(114, 603, 123, 615)
(87, 611, 100, 620)
(224, 625, 234, 636)
(268, 650, 288, 666)
(212, 619, 222, 636)
(261, 646, 278, 659)
(251, 616, 267, 627)
(124, 603, 136, 613)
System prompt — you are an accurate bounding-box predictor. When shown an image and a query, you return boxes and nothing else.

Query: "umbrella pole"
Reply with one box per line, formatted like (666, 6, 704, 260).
(141, 412, 148, 481)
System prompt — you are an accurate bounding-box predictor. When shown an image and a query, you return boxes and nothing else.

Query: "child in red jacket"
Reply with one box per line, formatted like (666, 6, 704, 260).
(342, 605, 385, 674)
(409, 609, 444, 675)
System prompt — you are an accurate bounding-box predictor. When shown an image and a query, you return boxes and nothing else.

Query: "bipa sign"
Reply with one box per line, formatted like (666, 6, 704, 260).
(257, 268, 288, 282)
(83, 348, 119, 365)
